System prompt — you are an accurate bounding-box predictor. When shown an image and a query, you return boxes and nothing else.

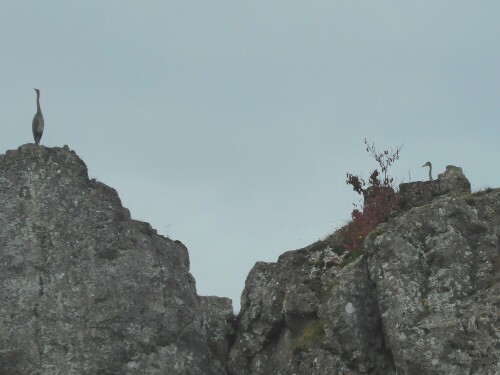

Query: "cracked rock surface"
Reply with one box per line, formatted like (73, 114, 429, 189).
(1, 145, 499, 375)
(366, 190, 500, 374)
(228, 184, 499, 374)
(0, 144, 229, 374)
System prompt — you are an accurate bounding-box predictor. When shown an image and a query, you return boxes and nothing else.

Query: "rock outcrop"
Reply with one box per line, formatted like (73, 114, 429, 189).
(1, 146, 498, 375)
(200, 296, 235, 367)
(365, 190, 499, 374)
(0, 144, 231, 374)
(228, 168, 499, 375)
(399, 165, 471, 210)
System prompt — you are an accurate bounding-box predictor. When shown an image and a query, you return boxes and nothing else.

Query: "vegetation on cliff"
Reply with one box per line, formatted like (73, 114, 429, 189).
(341, 139, 402, 252)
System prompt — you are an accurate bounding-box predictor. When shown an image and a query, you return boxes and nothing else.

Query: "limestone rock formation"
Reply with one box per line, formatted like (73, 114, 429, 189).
(0, 144, 230, 374)
(399, 165, 471, 210)
(365, 190, 499, 374)
(1, 145, 498, 375)
(200, 296, 235, 366)
(228, 171, 499, 374)
(227, 239, 396, 374)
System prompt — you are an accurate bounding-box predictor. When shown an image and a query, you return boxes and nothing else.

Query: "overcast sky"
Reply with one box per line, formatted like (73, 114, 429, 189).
(1, 2, 499, 311)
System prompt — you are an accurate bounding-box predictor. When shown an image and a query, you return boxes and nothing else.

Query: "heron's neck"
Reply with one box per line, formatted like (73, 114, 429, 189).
(36, 95, 41, 113)
(429, 166, 433, 181)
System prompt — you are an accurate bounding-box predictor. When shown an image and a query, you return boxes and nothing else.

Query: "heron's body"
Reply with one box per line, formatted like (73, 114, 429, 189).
(32, 89, 44, 145)
(422, 161, 433, 181)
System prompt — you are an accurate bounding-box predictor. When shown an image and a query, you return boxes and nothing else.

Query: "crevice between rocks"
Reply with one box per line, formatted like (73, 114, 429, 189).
(363, 253, 397, 374)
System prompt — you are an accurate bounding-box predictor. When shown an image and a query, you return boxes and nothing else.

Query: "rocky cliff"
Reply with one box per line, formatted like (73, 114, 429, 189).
(228, 167, 499, 375)
(0, 145, 232, 374)
(1, 145, 498, 375)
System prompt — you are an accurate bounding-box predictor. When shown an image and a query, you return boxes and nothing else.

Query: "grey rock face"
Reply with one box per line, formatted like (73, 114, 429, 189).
(2, 146, 497, 375)
(229, 184, 499, 374)
(399, 165, 471, 210)
(228, 242, 395, 375)
(200, 296, 235, 366)
(0, 145, 230, 374)
(366, 190, 499, 375)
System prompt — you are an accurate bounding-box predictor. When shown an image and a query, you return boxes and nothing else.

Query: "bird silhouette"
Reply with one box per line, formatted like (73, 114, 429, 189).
(422, 161, 433, 181)
(32, 88, 44, 145)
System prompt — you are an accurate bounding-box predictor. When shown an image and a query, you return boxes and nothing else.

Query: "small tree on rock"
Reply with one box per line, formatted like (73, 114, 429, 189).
(343, 139, 402, 250)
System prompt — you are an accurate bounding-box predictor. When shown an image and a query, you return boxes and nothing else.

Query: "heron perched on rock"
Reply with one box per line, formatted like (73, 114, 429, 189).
(32, 88, 44, 145)
(422, 161, 433, 181)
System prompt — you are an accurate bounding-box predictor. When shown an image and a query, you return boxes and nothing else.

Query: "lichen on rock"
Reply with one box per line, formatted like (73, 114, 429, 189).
(228, 167, 499, 375)
(1, 146, 498, 375)
(0, 144, 231, 374)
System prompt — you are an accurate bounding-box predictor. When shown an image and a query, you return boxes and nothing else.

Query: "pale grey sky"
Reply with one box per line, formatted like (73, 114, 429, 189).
(1, 2, 499, 311)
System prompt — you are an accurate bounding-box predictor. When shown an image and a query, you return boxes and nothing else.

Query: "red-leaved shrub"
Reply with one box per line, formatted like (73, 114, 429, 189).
(343, 140, 402, 251)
